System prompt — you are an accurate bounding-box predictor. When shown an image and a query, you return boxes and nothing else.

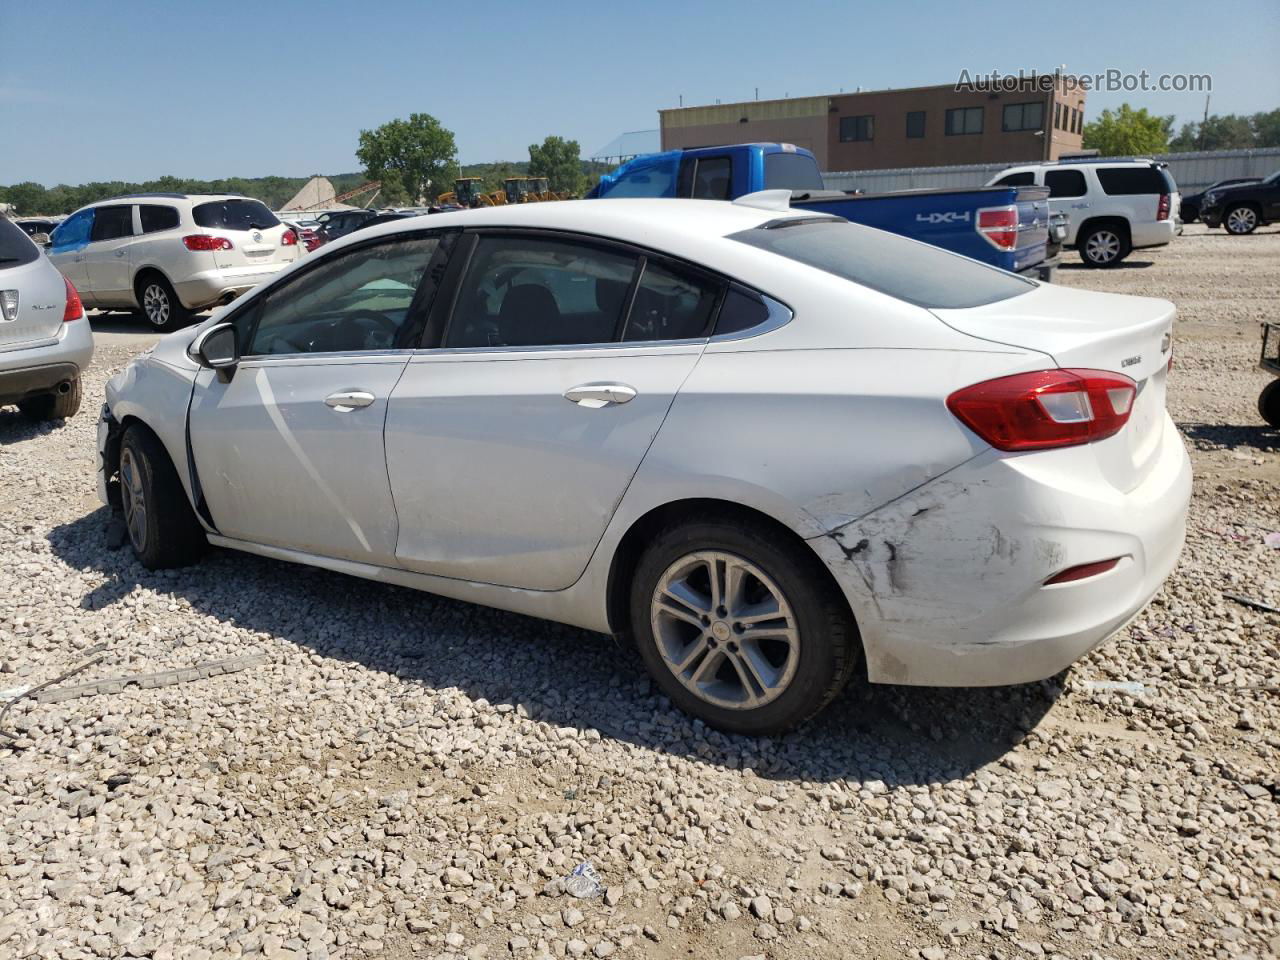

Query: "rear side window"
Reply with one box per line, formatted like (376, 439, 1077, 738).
(139, 204, 180, 233)
(1095, 167, 1170, 196)
(0, 216, 40, 269)
(690, 157, 733, 200)
(764, 153, 825, 191)
(730, 220, 1034, 309)
(1044, 170, 1087, 198)
(994, 172, 1036, 187)
(90, 206, 134, 242)
(445, 235, 640, 348)
(623, 260, 719, 341)
(194, 199, 281, 231)
(715, 286, 771, 335)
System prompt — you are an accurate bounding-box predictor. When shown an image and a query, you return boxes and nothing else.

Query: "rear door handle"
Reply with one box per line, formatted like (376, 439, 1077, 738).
(564, 383, 637, 408)
(324, 390, 375, 411)
(115, 249, 126, 257)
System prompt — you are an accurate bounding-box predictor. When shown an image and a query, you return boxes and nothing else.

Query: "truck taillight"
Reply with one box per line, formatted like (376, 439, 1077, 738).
(281, 229, 298, 246)
(63, 277, 83, 322)
(947, 369, 1137, 451)
(182, 235, 233, 251)
(1157, 193, 1170, 221)
(976, 205, 1019, 251)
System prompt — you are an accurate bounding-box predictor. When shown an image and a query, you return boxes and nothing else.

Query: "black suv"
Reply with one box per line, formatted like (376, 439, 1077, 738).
(316, 209, 378, 242)
(1199, 171, 1280, 235)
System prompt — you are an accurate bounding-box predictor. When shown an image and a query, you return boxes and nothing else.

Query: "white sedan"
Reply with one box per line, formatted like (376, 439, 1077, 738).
(97, 196, 1191, 734)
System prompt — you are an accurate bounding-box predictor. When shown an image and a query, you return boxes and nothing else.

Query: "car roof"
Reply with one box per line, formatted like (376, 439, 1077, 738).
(349, 198, 819, 250)
(82, 193, 261, 207)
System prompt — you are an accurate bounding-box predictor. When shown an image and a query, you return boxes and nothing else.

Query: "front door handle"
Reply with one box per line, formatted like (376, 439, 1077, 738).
(324, 390, 376, 411)
(564, 383, 637, 408)
(115, 249, 126, 258)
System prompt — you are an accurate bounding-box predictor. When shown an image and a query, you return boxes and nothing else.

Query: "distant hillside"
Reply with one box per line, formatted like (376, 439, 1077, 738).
(1, 160, 620, 216)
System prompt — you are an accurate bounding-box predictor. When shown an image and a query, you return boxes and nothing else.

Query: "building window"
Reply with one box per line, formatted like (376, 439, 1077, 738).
(945, 106, 984, 136)
(1054, 103, 1063, 130)
(1076, 109, 1084, 134)
(1071, 108, 1081, 134)
(905, 111, 926, 138)
(839, 115, 874, 142)
(1002, 101, 1044, 132)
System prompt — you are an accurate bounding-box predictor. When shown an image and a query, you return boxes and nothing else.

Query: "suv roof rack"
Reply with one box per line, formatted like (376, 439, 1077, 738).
(1056, 156, 1154, 165)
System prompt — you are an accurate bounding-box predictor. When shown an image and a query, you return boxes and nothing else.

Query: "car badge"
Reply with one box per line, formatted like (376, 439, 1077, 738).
(252, 230, 263, 243)
(1121, 355, 1142, 368)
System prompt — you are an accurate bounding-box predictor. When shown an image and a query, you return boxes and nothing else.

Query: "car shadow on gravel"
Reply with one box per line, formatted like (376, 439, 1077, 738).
(1180, 422, 1280, 452)
(0, 410, 73, 446)
(49, 507, 1058, 788)
(1058, 260, 1155, 271)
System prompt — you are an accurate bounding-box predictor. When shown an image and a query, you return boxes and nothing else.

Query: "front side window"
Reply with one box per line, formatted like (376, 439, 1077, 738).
(691, 157, 732, 200)
(945, 107, 984, 136)
(1045, 169, 1087, 198)
(623, 260, 719, 342)
(839, 115, 874, 142)
(51, 209, 94, 252)
(1002, 101, 1044, 132)
(445, 235, 639, 348)
(89, 206, 134, 242)
(139, 204, 180, 234)
(906, 111, 926, 138)
(193, 199, 280, 231)
(246, 235, 439, 356)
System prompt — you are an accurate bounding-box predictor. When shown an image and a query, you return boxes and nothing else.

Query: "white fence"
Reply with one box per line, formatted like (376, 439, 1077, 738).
(823, 147, 1280, 194)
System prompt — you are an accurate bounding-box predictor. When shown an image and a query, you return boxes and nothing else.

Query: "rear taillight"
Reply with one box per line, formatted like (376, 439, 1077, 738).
(947, 368, 1137, 451)
(1157, 193, 1170, 221)
(976, 205, 1019, 251)
(281, 229, 298, 246)
(182, 235, 233, 251)
(63, 277, 83, 322)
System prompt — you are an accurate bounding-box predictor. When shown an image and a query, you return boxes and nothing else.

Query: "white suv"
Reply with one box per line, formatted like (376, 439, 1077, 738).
(987, 160, 1180, 268)
(48, 194, 301, 330)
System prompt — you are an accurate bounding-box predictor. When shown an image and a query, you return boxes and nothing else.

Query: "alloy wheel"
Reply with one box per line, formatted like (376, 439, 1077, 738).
(120, 448, 148, 552)
(1085, 230, 1120, 264)
(1226, 207, 1257, 235)
(143, 283, 170, 328)
(650, 551, 800, 710)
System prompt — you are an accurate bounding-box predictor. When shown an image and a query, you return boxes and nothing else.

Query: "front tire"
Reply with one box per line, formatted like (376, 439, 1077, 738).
(1078, 224, 1131, 268)
(1225, 205, 1259, 235)
(119, 425, 208, 569)
(630, 517, 858, 735)
(1259, 380, 1280, 428)
(17, 377, 82, 421)
(137, 274, 191, 332)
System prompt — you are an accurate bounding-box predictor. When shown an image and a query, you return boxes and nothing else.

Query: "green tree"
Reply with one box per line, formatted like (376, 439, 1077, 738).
(1254, 109, 1280, 148)
(1082, 104, 1173, 156)
(356, 113, 458, 203)
(528, 136, 584, 195)
(4, 181, 50, 216)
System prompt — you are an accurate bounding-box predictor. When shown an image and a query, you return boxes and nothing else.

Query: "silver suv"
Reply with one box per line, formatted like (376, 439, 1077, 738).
(47, 194, 301, 330)
(0, 215, 93, 420)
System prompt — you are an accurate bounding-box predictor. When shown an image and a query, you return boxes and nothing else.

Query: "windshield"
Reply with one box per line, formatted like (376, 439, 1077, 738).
(0, 216, 40, 269)
(730, 219, 1035, 309)
(193, 199, 281, 231)
(764, 153, 825, 191)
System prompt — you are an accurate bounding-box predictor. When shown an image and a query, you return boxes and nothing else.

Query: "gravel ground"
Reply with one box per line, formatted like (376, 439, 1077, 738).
(1, 224, 1277, 960)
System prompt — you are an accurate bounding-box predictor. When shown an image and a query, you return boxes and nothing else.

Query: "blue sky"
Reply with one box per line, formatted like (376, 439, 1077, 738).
(4, 0, 1277, 185)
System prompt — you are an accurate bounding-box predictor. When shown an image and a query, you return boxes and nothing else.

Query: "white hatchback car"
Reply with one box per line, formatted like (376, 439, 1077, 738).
(988, 160, 1180, 268)
(48, 194, 301, 331)
(98, 198, 1191, 734)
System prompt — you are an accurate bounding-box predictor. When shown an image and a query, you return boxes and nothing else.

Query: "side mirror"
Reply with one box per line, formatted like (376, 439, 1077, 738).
(192, 323, 240, 381)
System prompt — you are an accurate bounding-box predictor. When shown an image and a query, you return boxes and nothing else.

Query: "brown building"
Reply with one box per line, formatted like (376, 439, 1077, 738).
(660, 77, 1085, 172)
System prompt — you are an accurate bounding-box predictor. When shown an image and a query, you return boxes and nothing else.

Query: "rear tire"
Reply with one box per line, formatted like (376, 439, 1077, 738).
(17, 377, 82, 421)
(119, 425, 208, 569)
(137, 274, 190, 332)
(1259, 379, 1280, 428)
(1078, 224, 1131, 268)
(1224, 205, 1259, 236)
(629, 517, 859, 735)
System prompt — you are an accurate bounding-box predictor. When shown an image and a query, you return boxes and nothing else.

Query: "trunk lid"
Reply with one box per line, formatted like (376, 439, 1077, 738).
(191, 198, 298, 271)
(933, 283, 1175, 490)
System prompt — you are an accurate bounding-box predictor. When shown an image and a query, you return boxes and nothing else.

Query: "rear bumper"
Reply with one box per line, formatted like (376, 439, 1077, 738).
(173, 262, 291, 309)
(807, 414, 1192, 687)
(1017, 255, 1059, 283)
(0, 315, 94, 404)
(1131, 220, 1177, 249)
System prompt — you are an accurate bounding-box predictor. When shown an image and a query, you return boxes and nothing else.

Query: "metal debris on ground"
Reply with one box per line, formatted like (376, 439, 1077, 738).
(0, 643, 108, 741)
(563, 861, 606, 899)
(1224, 593, 1280, 615)
(33, 654, 268, 704)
